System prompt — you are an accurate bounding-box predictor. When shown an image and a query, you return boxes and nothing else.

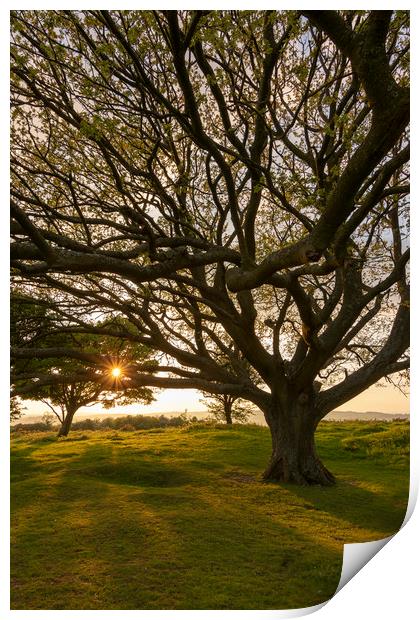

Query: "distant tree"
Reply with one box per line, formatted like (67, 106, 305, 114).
(200, 345, 258, 424)
(11, 11, 409, 483)
(201, 393, 250, 425)
(41, 412, 55, 429)
(10, 396, 26, 422)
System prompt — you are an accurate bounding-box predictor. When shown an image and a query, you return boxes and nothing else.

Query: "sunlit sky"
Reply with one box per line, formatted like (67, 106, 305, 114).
(22, 382, 409, 417)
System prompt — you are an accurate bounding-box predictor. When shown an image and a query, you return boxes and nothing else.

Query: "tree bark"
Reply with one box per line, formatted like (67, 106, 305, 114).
(262, 391, 335, 486)
(57, 406, 78, 437)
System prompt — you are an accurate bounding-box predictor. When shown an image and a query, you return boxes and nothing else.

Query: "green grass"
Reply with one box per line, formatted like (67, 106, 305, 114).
(11, 421, 409, 610)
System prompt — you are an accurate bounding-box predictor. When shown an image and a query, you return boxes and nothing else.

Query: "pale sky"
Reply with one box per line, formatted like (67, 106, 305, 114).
(22, 382, 409, 417)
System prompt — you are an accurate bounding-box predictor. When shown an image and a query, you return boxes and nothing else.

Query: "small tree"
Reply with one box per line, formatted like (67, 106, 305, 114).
(202, 393, 251, 425)
(11, 300, 155, 436)
(13, 347, 155, 437)
(34, 375, 154, 437)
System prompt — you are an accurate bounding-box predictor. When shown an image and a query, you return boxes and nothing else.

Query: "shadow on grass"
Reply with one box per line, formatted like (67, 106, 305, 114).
(276, 478, 407, 538)
(11, 437, 66, 510)
(104, 478, 343, 609)
(12, 437, 341, 609)
(75, 442, 194, 488)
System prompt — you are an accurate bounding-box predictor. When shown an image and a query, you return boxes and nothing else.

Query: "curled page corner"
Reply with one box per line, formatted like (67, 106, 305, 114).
(282, 534, 397, 618)
(267, 601, 326, 618)
(401, 482, 418, 527)
(333, 475, 417, 599)
(335, 534, 393, 595)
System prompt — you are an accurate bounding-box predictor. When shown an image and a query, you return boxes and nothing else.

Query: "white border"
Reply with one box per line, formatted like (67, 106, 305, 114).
(2, 3, 418, 619)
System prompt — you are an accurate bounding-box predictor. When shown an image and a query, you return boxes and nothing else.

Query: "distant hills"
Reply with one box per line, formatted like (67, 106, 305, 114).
(323, 410, 408, 422)
(12, 409, 409, 426)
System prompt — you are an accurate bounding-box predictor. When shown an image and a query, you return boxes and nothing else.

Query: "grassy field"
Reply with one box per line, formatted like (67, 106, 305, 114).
(11, 421, 409, 610)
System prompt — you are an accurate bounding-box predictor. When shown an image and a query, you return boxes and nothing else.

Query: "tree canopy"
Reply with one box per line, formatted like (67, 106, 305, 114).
(10, 10, 409, 484)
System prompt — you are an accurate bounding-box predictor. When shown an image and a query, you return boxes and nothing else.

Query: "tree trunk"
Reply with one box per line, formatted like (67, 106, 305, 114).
(224, 402, 233, 425)
(57, 406, 77, 437)
(262, 392, 335, 486)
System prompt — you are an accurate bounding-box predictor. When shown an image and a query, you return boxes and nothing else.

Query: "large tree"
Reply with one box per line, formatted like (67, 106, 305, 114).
(10, 10, 409, 484)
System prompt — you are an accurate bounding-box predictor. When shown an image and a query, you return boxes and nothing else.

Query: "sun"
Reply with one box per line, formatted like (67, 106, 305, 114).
(111, 367, 122, 378)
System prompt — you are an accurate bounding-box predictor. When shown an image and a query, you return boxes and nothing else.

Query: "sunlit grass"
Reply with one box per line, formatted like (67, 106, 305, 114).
(11, 421, 409, 610)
